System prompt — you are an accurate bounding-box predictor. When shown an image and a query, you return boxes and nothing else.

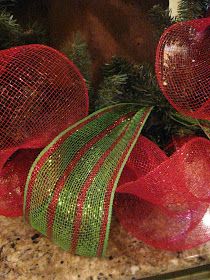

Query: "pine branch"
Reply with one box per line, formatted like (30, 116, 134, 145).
(0, 11, 49, 49)
(148, 5, 175, 40)
(97, 57, 166, 108)
(177, 0, 209, 21)
(97, 57, 204, 148)
(61, 32, 94, 113)
(0, 11, 22, 49)
(20, 21, 49, 45)
(96, 73, 128, 108)
(0, 0, 16, 9)
(62, 33, 92, 82)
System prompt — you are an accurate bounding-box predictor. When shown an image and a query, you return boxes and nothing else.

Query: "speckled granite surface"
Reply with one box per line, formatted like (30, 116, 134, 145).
(0, 215, 210, 280)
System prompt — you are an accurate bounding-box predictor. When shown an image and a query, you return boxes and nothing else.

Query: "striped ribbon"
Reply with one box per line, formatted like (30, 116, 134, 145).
(24, 104, 152, 256)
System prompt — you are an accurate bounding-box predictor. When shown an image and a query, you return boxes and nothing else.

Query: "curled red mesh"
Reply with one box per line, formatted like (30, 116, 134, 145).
(0, 149, 41, 217)
(156, 18, 210, 120)
(0, 44, 88, 216)
(115, 136, 210, 251)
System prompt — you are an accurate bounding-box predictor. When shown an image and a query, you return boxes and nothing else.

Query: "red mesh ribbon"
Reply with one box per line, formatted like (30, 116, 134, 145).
(115, 136, 210, 251)
(0, 149, 41, 216)
(0, 44, 88, 216)
(156, 17, 210, 120)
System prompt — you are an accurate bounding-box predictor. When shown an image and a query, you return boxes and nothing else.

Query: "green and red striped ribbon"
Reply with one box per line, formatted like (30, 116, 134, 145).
(24, 104, 152, 257)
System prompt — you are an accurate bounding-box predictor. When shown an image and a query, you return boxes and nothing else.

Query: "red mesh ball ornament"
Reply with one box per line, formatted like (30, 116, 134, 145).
(115, 136, 210, 251)
(156, 18, 210, 120)
(0, 44, 88, 216)
(0, 45, 89, 164)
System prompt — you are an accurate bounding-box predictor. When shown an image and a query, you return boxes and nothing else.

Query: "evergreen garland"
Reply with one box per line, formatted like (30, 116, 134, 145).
(97, 57, 162, 108)
(61, 33, 95, 113)
(0, 0, 16, 9)
(177, 0, 209, 21)
(62, 33, 92, 84)
(0, 1, 49, 49)
(148, 4, 175, 40)
(20, 21, 48, 45)
(0, 11, 21, 49)
(97, 57, 202, 149)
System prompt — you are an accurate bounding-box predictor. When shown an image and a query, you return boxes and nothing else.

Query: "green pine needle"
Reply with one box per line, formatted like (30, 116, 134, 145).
(0, 0, 16, 9)
(97, 57, 204, 148)
(0, 11, 22, 49)
(20, 21, 49, 45)
(97, 57, 166, 109)
(62, 33, 92, 82)
(148, 5, 175, 40)
(0, 10, 49, 50)
(61, 32, 94, 113)
(177, 0, 209, 21)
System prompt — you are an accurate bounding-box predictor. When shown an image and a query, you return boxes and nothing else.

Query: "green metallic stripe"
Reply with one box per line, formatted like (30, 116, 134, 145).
(28, 119, 131, 235)
(26, 104, 140, 236)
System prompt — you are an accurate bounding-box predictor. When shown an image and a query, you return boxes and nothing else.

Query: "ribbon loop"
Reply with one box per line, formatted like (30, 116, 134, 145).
(24, 104, 151, 256)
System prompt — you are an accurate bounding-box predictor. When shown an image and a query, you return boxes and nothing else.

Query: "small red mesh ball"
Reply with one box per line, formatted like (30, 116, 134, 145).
(156, 18, 210, 120)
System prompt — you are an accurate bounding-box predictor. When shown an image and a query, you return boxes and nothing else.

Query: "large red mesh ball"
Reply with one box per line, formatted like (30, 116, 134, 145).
(0, 44, 88, 216)
(0, 44, 88, 167)
(115, 136, 210, 251)
(156, 18, 210, 120)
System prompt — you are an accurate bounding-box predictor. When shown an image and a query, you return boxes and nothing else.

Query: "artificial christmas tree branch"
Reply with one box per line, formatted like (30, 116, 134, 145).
(177, 0, 209, 21)
(61, 33, 95, 113)
(0, 0, 16, 9)
(96, 56, 206, 149)
(0, 11, 21, 49)
(0, 1, 49, 49)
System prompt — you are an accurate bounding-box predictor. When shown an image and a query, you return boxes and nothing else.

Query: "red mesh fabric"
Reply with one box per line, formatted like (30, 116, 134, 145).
(165, 135, 196, 154)
(156, 18, 210, 120)
(0, 44, 88, 168)
(0, 44, 88, 216)
(0, 149, 41, 217)
(115, 136, 210, 251)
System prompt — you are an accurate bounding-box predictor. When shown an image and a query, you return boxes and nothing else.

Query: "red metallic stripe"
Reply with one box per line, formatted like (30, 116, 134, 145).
(47, 112, 135, 238)
(25, 107, 113, 221)
(70, 123, 131, 254)
(97, 110, 150, 256)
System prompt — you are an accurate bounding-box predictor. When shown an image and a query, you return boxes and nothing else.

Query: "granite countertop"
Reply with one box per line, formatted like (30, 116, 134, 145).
(0, 215, 210, 280)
